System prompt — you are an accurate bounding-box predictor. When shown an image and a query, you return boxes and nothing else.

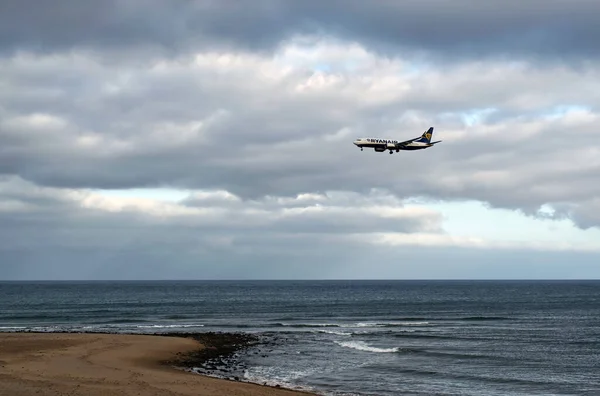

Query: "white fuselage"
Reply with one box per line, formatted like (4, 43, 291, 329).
(353, 138, 431, 152)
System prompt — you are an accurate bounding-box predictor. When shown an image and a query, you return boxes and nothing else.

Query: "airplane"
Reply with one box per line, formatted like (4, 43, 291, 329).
(353, 127, 441, 154)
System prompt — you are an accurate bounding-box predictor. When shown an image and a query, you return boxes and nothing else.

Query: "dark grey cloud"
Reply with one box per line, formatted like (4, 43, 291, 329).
(1, 175, 595, 248)
(0, 176, 448, 279)
(0, 176, 441, 251)
(553, 199, 600, 230)
(2, 0, 600, 61)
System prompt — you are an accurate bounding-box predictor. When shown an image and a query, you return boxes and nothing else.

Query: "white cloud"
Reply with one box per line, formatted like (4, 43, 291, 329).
(365, 232, 600, 253)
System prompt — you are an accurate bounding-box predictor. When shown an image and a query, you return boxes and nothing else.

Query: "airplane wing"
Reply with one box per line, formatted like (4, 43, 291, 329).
(392, 138, 417, 148)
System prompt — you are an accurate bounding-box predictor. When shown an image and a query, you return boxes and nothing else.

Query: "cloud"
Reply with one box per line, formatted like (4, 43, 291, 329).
(1, 1, 599, 280)
(0, 176, 438, 279)
(551, 198, 600, 230)
(0, 176, 440, 249)
(1, 37, 600, 229)
(365, 232, 600, 253)
(2, 176, 598, 280)
(3, 0, 600, 62)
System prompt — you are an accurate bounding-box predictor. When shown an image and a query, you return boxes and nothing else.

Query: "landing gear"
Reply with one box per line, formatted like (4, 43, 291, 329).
(361, 148, 363, 151)
(389, 150, 393, 154)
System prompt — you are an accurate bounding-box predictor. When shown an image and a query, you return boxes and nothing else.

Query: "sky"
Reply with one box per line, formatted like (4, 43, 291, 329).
(1, 0, 600, 280)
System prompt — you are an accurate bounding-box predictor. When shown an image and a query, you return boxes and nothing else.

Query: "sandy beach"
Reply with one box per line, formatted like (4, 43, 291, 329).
(0, 332, 317, 396)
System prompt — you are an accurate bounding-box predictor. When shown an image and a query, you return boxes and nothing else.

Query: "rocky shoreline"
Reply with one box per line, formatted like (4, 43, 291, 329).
(160, 331, 262, 381)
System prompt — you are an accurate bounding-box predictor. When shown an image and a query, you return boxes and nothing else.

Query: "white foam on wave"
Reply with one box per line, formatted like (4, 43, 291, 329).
(278, 321, 431, 329)
(389, 321, 430, 326)
(317, 330, 353, 336)
(25, 326, 66, 332)
(243, 366, 317, 393)
(334, 340, 399, 353)
(356, 321, 430, 327)
(135, 324, 205, 328)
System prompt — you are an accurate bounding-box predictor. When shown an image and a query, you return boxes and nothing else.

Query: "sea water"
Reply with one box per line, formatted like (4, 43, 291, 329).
(1, 280, 599, 395)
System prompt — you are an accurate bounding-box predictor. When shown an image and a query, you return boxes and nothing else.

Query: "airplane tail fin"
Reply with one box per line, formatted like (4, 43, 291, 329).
(416, 127, 434, 143)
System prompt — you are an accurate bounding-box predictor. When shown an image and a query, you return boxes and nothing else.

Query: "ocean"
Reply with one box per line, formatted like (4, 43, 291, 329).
(1, 280, 599, 395)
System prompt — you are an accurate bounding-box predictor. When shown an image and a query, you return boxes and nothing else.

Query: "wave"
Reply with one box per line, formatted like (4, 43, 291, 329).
(243, 366, 319, 394)
(92, 319, 152, 324)
(334, 340, 399, 353)
(358, 321, 430, 327)
(270, 321, 431, 328)
(341, 344, 521, 364)
(459, 316, 511, 321)
(271, 323, 339, 328)
(390, 316, 512, 322)
(134, 324, 205, 329)
(317, 330, 353, 336)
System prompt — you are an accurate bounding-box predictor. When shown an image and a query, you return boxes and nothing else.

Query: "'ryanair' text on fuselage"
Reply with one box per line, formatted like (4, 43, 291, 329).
(366, 139, 399, 144)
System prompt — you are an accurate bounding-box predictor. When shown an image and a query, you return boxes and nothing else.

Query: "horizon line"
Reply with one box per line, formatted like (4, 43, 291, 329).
(1, 278, 599, 282)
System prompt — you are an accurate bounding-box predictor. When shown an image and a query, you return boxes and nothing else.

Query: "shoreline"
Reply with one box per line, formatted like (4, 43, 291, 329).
(0, 331, 319, 396)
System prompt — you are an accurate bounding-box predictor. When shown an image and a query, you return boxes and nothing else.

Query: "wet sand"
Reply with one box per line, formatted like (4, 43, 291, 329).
(0, 332, 317, 396)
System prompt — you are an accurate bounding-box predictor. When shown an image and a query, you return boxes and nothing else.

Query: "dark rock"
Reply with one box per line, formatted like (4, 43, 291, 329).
(158, 331, 262, 378)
